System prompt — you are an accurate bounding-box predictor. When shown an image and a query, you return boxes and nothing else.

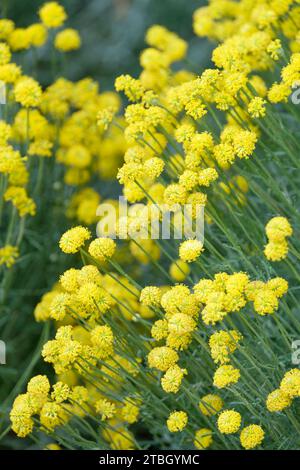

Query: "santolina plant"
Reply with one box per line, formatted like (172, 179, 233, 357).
(2, 0, 300, 450)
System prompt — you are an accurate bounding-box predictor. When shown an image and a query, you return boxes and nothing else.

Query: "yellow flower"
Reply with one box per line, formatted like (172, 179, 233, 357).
(169, 259, 190, 282)
(59, 226, 91, 254)
(27, 375, 50, 396)
(264, 240, 289, 261)
(27, 23, 48, 47)
(151, 319, 169, 341)
(199, 394, 223, 416)
(213, 365, 240, 389)
(0, 245, 19, 267)
(140, 286, 162, 307)
(40, 402, 66, 430)
(167, 411, 188, 432)
(168, 313, 196, 335)
(240, 425, 264, 450)
(161, 365, 187, 393)
(44, 443, 61, 450)
(14, 77, 42, 108)
(55, 29, 81, 52)
(90, 325, 114, 359)
(209, 330, 242, 364)
(179, 239, 204, 263)
(265, 216, 293, 242)
(39, 2, 67, 28)
(121, 400, 140, 424)
(51, 382, 70, 403)
(266, 389, 292, 412)
(217, 410, 241, 434)
(95, 398, 116, 421)
(253, 288, 278, 315)
(194, 428, 213, 449)
(0, 19, 14, 40)
(248, 97, 266, 118)
(148, 346, 179, 372)
(280, 369, 300, 398)
(0, 42, 11, 65)
(88, 237, 116, 262)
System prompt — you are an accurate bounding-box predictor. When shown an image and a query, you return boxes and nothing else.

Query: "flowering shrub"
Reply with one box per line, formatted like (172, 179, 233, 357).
(2, 0, 300, 450)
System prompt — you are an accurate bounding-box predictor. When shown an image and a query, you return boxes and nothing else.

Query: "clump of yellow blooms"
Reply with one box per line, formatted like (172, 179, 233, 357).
(264, 216, 293, 261)
(5, 0, 300, 452)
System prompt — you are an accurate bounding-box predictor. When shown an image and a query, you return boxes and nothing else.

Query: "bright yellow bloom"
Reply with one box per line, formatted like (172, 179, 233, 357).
(199, 394, 223, 416)
(179, 239, 204, 263)
(55, 29, 81, 52)
(0, 245, 19, 267)
(194, 428, 212, 449)
(39, 2, 67, 28)
(217, 410, 241, 434)
(167, 411, 188, 432)
(266, 389, 292, 412)
(240, 425, 264, 450)
(14, 77, 42, 108)
(59, 226, 91, 254)
(148, 346, 179, 372)
(213, 365, 240, 389)
(280, 369, 300, 398)
(161, 365, 187, 393)
(88, 237, 116, 262)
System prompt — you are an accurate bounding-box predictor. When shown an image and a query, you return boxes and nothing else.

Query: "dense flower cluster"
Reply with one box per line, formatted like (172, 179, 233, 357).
(3, 0, 300, 452)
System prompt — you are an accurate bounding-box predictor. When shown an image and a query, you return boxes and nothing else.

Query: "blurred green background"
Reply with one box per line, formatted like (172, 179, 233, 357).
(5, 0, 211, 88)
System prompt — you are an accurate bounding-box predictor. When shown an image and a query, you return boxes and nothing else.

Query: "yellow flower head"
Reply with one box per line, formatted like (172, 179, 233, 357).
(14, 77, 42, 108)
(217, 410, 241, 434)
(148, 346, 179, 372)
(179, 239, 204, 263)
(39, 2, 67, 28)
(88, 237, 116, 262)
(199, 394, 223, 416)
(167, 411, 188, 432)
(280, 369, 300, 398)
(213, 365, 240, 389)
(266, 388, 292, 412)
(194, 428, 213, 449)
(265, 216, 293, 242)
(59, 226, 91, 254)
(0, 245, 19, 267)
(240, 424, 264, 450)
(55, 29, 81, 52)
(140, 285, 162, 307)
(161, 365, 187, 393)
